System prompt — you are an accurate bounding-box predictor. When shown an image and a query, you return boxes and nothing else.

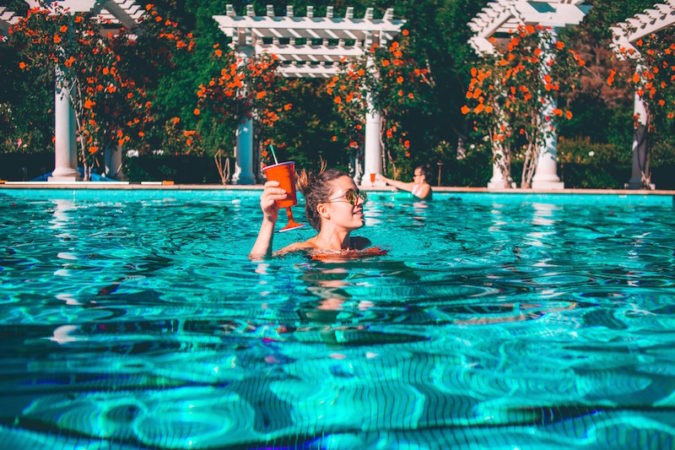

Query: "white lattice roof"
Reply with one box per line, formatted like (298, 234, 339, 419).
(214, 4, 405, 78)
(468, 0, 590, 55)
(0, 7, 20, 35)
(610, 1, 674, 59)
(21, 0, 144, 30)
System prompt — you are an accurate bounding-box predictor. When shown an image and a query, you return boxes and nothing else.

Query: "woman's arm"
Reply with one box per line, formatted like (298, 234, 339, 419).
(379, 175, 415, 192)
(249, 181, 288, 259)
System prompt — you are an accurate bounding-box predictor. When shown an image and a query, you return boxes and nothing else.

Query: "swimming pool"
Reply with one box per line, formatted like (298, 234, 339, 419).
(0, 189, 673, 449)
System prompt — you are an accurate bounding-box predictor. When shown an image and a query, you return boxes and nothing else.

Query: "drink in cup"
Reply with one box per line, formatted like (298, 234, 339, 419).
(262, 161, 304, 232)
(370, 173, 376, 186)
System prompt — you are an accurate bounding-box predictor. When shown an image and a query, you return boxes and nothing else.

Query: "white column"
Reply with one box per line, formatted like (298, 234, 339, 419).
(487, 141, 515, 189)
(232, 118, 255, 184)
(232, 45, 255, 185)
(104, 144, 124, 179)
(363, 56, 385, 186)
(532, 29, 564, 190)
(625, 89, 650, 189)
(49, 67, 80, 182)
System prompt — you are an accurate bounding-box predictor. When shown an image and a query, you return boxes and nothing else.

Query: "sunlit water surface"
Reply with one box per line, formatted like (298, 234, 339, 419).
(0, 189, 673, 449)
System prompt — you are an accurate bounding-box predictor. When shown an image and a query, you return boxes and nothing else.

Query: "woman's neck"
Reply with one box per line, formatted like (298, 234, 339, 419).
(313, 225, 351, 251)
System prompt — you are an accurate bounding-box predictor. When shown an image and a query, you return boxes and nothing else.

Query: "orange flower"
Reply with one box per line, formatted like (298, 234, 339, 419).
(461, 105, 470, 115)
(396, 76, 404, 84)
(398, 90, 403, 96)
(331, 136, 337, 142)
(386, 129, 393, 139)
(88, 146, 98, 154)
(404, 140, 410, 149)
(19, 62, 26, 70)
(382, 59, 390, 67)
(402, 29, 409, 36)
(256, 91, 266, 99)
(54, 34, 61, 44)
(633, 72, 640, 83)
(283, 103, 292, 111)
(474, 104, 484, 114)
(334, 96, 341, 104)
(194, 108, 200, 116)
(408, 92, 414, 100)
(84, 99, 93, 109)
(556, 41, 564, 50)
(215, 49, 222, 57)
(138, 131, 145, 137)
(553, 108, 563, 117)
(565, 110, 572, 120)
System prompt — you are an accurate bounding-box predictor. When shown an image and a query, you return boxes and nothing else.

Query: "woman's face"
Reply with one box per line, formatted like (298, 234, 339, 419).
(413, 168, 426, 184)
(323, 176, 366, 230)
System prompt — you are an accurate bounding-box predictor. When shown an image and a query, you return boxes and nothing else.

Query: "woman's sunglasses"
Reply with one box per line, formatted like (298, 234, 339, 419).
(327, 189, 368, 206)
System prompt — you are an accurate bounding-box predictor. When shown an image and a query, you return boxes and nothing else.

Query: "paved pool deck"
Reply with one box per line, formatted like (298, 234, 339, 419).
(0, 181, 673, 196)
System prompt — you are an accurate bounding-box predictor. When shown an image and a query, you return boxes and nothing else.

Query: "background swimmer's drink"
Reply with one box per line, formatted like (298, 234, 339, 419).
(0, 189, 672, 449)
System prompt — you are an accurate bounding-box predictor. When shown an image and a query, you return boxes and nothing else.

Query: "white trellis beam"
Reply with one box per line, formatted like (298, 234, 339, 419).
(0, 7, 20, 36)
(610, 1, 675, 59)
(214, 5, 405, 185)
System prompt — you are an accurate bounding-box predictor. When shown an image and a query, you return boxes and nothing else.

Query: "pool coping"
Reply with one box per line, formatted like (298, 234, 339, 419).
(0, 182, 673, 196)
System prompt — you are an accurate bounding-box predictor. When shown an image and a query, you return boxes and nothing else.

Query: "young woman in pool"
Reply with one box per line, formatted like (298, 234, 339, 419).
(249, 167, 384, 259)
(378, 165, 432, 200)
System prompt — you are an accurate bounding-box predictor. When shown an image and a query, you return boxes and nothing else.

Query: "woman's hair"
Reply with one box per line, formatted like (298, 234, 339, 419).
(416, 165, 431, 180)
(297, 163, 348, 231)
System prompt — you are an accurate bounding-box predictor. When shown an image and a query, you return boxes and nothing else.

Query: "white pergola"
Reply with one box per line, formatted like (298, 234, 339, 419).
(0, 7, 20, 35)
(610, 1, 674, 189)
(214, 5, 404, 185)
(6, 1, 145, 182)
(468, 0, 589, 190)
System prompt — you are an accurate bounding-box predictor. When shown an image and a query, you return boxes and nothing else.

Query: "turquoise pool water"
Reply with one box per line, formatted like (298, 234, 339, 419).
(0, 189, 673, 449)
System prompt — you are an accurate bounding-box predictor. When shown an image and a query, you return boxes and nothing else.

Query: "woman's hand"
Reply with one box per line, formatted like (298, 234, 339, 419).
(376, 174, 390, 185)
(260, 180, 288, 223)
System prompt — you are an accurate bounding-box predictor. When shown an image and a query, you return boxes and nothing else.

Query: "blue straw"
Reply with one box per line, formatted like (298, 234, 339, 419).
(269, 145, 279, 165)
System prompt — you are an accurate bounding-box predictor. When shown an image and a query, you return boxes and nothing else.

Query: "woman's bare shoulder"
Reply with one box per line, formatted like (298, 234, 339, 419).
(274, 240, 316, 256)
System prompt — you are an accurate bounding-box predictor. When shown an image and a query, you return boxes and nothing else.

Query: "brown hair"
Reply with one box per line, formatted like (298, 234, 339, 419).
(416, 165, 431, 180)
(297, 163, 349, 231)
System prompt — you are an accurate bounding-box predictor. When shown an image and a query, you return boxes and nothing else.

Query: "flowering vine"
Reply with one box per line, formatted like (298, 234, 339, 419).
(462, 25, 584, 188)
(8, 2, 193, 179)
(326, 30, 431, 177)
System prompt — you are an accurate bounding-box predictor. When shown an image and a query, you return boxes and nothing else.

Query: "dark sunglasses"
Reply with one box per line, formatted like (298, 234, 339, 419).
(327, 189, 367, 206)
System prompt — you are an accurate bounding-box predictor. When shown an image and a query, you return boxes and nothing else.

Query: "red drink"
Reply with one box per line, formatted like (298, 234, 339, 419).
(370, 173, 376, 185)
(263, 161, 304, 232)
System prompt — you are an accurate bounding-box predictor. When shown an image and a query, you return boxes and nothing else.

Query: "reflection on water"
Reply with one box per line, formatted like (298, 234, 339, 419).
(0, 191, 673, 449)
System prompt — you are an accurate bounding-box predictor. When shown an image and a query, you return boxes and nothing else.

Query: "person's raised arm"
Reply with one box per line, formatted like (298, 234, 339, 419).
(378, 175, 415, 193)
(249, 180, 288, 259)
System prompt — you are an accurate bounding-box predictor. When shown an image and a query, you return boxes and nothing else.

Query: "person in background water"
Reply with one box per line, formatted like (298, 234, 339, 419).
(250, 164, 385, 260)
(378, 165, 432, 200)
